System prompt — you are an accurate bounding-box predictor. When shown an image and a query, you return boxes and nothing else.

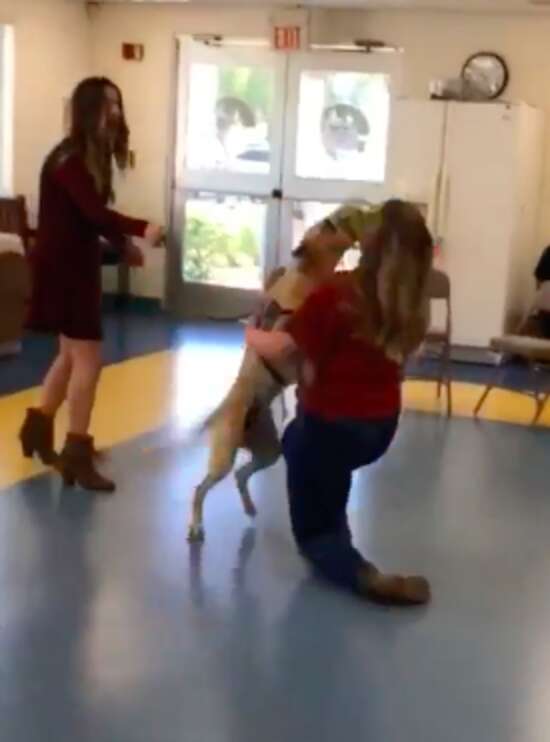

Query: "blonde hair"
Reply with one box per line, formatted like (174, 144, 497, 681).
(353, 200, 433, 364)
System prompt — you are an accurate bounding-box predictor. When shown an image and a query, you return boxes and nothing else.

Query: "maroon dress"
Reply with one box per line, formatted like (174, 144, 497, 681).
(26, 146, 147, 341)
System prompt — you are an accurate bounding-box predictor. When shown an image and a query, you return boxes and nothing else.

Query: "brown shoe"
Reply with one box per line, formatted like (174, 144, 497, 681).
(358, 564, 431, 606)
(58, 433, 115, 493)
(19, 408, 58, 465)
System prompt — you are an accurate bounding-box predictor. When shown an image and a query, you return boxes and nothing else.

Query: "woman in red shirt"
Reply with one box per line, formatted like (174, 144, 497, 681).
(247, 200, 433, 606)
(19, 77, 163, 491)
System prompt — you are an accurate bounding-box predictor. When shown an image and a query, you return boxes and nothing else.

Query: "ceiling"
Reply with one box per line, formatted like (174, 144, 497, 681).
(94, 0, 550, 10)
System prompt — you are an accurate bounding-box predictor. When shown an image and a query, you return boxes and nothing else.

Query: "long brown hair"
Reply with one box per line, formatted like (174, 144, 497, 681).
(55, 77, 129, 201)
(353, 199, 433, 363)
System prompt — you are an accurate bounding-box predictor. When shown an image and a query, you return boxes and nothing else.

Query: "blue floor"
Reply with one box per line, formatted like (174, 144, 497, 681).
(0, 298, 534, 397)
(0, 298, 183, 396)
(2, 300, 549, 741)
(1, 414, 549, 741)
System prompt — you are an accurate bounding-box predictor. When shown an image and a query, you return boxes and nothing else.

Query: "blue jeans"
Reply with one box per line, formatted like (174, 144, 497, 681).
(282, 410, 398, 593)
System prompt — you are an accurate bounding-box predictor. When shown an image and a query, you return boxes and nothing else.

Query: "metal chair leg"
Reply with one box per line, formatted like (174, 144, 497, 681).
(442, 341, 452, 417)
(474, 354, 506, 418)
(532, 393, 549, 426)
(436, 343, 444, 399)
(528, 362, 546, 426)
(446, 378, 453, 418)
(474, 384, 493, 417)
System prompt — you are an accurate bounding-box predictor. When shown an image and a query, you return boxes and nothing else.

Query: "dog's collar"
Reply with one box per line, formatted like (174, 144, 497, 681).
(254, 299, 293, 329)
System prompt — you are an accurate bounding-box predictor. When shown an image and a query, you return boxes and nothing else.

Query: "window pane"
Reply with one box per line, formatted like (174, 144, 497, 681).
(295, 71, 390, 183)
(183, 193, 266, 289)
(186, 63, 274, 175)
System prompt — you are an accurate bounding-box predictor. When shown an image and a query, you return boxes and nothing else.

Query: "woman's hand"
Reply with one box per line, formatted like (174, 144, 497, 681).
(124, 240, 144, 267)
(144, 223, 165, 247)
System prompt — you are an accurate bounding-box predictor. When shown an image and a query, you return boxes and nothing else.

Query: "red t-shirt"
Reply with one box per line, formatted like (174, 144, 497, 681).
(286, 273, 401, 420)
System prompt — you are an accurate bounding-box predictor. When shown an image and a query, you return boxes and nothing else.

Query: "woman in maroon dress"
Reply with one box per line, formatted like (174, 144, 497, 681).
(19, 77, 163, 491)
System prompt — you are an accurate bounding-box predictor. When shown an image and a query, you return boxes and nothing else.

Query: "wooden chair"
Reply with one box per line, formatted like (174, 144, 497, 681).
(408, 268, 453, 417)
(0, 196, 32, 254)
(0, 196, 32, 355)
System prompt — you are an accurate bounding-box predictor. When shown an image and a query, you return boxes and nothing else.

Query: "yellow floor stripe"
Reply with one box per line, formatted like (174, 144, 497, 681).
(0, 350, 548, 490)
(403, 379, 550, 427)
(0, 352, 177, 490)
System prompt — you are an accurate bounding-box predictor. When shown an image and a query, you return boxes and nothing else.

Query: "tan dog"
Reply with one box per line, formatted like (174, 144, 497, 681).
(186, 213, 361, 542)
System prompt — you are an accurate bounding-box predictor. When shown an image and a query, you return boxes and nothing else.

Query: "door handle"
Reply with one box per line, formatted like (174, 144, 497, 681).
(271, 189, 283, 199)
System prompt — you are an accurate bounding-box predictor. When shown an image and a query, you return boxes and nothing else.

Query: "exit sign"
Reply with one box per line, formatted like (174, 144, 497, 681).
(273, 26, 301, 50)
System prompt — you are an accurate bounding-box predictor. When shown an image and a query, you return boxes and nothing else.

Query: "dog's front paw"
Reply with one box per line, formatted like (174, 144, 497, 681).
(187, 524, 205, 543)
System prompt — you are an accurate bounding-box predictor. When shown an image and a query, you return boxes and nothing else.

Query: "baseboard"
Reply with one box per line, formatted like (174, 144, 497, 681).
(102, 294, 163, 314)
(0, 340, 22, 357)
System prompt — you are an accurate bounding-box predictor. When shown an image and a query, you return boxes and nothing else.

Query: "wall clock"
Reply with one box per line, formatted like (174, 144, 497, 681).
(461, 52, 509, 100)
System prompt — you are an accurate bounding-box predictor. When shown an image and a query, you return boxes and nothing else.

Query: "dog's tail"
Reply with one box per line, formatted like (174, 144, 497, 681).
(140, 410, 216, 457)
(193, 401, 226, 436)
(142, 388, 240, 457)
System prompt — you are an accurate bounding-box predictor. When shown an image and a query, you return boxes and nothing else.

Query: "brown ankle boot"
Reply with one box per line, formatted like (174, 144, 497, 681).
(358, 564, 431, 606)
(58, 434, 115, 493)
(19, 408, 58, 465)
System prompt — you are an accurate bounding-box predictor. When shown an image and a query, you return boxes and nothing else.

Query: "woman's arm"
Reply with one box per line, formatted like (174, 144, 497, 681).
(245, 327, 297, 363)
(54, 155, 148, 246)
(246, 327, 316, 386)
(248, 283, 343, 373)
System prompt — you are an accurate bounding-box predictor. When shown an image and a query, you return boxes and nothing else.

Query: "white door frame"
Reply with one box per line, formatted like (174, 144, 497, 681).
(167, 36, 402, 318)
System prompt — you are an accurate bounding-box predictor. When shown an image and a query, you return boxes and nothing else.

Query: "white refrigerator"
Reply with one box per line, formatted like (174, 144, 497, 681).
(386, 99, 545, 360)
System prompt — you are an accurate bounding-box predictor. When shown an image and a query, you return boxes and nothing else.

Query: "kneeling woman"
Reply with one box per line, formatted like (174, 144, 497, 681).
(247, 200, 433, 606)
(20, 77, 163, 491)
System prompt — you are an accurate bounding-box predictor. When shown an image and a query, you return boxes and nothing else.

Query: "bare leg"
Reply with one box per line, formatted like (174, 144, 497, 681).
(39, 336, 73, 416)
(64, 338, 102, 435)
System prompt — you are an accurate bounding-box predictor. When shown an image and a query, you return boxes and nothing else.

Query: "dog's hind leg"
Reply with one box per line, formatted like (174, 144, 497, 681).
(234, 461, 259, 518)
(235, 451, 279, 517)
(236, 404, 281, 514)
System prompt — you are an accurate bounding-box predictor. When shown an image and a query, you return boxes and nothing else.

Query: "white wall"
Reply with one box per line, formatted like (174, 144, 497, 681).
(90, 4, 550, 298)
(0, 0, 91, 213)
(319, 9, 550, 234)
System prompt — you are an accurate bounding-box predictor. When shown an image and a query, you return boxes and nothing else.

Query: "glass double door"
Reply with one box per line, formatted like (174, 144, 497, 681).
(168, 37, 397, 318)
